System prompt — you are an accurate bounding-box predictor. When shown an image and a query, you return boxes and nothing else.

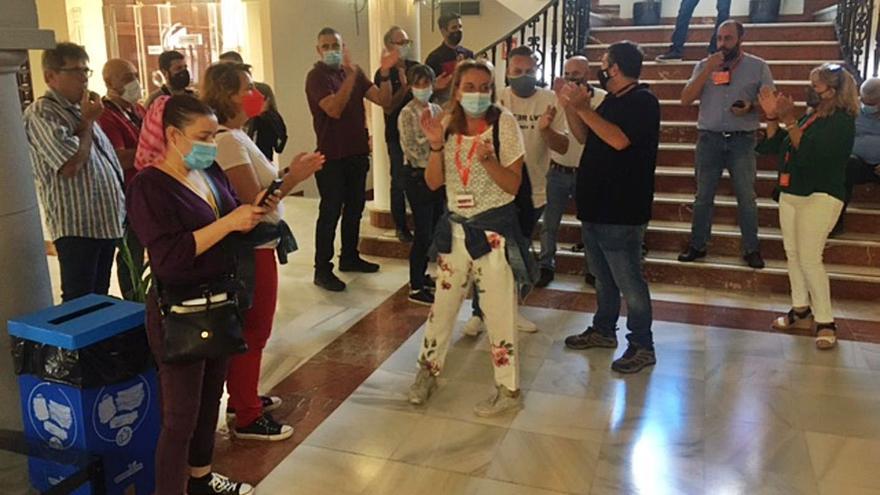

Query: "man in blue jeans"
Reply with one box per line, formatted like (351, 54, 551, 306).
(677, 21, 774, 268)
(656, 0, 731, 62)
(559, 41, 661, 374)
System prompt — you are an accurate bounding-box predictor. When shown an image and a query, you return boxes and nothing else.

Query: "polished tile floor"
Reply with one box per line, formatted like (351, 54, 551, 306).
(44, 198, 880, 495)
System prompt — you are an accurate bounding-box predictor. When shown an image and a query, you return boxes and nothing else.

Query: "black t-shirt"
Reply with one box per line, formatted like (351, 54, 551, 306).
(576, 84, 660, 226)
(425, 44, 475, 102)
(374, 60, 419, 145)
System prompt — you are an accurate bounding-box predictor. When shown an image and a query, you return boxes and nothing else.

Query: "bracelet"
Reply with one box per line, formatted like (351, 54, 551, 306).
(430, 145, 444, 152)
(766, 116, 778, 121)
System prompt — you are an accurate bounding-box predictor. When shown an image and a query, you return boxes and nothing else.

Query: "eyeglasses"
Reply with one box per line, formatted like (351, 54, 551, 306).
(392, 40, 413, 47)
(58, 67, 94, 78)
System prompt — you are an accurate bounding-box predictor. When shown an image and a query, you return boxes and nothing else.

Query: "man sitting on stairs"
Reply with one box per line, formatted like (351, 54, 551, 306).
(677, 20, 774, 269)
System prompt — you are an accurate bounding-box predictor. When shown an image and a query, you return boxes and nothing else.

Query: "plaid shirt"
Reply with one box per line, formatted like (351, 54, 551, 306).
(23, 89, 125, 241)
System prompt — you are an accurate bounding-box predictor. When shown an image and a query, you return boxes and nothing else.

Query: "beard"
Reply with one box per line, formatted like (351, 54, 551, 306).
(721, 43, 741, 62)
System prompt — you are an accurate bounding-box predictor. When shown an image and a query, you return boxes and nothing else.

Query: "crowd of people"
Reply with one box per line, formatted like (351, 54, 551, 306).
(19, 10, 880, 495)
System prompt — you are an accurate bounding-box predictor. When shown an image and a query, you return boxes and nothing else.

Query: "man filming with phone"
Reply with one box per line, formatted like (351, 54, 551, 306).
(677, 20, 775, 269)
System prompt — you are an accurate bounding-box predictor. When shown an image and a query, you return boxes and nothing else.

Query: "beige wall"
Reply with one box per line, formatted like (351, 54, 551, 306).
(418, 0, 526, 59)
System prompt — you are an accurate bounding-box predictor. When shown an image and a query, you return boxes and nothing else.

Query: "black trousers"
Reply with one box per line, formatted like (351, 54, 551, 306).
(836, 156, 880, 229)
(314, 155, 370, 273)
(54, 236, 118, 301)
(116, 220, 145, 301)
(388, 140, 410, 233)
(404, 166, 445, 290)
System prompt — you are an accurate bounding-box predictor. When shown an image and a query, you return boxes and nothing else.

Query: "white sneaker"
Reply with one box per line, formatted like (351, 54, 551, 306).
(462, 315, 485, 337)
(516, 311, 538, 333)
(473, 385, 523, 417)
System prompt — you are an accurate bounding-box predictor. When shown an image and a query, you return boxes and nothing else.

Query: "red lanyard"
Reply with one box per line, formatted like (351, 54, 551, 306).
(454, 135, 478, 188)
(784, 113, 820, 164)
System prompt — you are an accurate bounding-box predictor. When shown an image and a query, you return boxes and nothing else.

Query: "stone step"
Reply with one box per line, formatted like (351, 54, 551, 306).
(590, 60, 839, 80)
(357, 234, 880, 300)
(585, 41, 841, 62)
(589, 22, 837, 44)
(542, 217, 880, 266)
(645, 80, 810, 100)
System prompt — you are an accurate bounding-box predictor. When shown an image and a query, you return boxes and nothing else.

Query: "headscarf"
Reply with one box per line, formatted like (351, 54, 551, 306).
(134, 95, 170, 170)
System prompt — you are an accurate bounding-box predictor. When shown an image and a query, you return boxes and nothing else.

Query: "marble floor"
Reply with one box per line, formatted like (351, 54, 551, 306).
(43, 197, 880, 494)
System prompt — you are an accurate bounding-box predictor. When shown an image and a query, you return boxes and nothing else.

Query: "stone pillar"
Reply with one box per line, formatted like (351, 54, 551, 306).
(367, 0, 421, 221)
(0, 0, 56, 434)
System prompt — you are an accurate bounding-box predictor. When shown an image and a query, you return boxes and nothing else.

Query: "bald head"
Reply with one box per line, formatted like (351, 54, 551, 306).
(861, 77, 880, 106)
(102, 58, 138, 97)
(564, 56, 591, 84)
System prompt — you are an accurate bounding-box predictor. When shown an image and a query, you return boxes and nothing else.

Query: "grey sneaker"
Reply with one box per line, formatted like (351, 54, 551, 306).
(408, 368, 437, 405)
(473, 385, 523, 417)
(564, 327, 618, 350)
(611, 345, 657, 374)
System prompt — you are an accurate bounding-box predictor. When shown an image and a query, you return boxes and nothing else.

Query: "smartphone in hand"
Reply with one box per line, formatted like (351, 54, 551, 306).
(258, 178, 284, 207)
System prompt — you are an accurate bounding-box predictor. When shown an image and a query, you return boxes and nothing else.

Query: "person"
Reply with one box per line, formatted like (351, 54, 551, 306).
(202, 62, 325, 441)
(425, 12, 475, 105)
(677, 21, 773, 269)
(655, 0, 731, 62)
(757, 64, 859, 350)
(561, 41, 661, 374)
(145, 50, 194, 108)
(128, 95, 275, 495)
(408, 58, 532, 417)
(541, 56, 607, 288)
(832, 77, 880, 235)
(23, 42, 126, 302)
(217, 51, 288, 162)
(305, 27, 396, 291)
(398, 64, 444, 305)
(377, 26, 419, 242)
(98, 58, 147, 301)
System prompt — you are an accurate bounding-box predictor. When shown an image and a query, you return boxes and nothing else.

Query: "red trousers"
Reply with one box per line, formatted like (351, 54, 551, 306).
(227, 248, 278, 427)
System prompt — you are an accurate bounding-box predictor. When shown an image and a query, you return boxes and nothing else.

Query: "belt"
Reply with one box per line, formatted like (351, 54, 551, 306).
(550, 162, 577, 174)
(702, 130, 756, 138)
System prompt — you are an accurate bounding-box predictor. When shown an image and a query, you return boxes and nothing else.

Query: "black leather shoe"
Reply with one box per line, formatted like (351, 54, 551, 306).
(535, 268, 554, 288)
(339, 258, 380, 273)
(677, 247, 707, 262)
(396, 229, 414, 243)
(743, 251, 765, 269)
(314, 271, 346, 291)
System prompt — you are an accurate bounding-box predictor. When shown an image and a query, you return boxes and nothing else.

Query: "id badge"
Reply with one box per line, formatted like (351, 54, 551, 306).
(712, 70, 731, 86)
(779, 173, 791, 187)
(456, 193, 476, 209)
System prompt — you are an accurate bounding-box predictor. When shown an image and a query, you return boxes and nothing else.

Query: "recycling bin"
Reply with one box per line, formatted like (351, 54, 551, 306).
(8, 295, 159, 495)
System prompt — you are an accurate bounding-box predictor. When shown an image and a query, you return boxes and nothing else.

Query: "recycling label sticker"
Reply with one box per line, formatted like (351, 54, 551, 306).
(91, 376, 151, 447)
(27, 383, 78, 450)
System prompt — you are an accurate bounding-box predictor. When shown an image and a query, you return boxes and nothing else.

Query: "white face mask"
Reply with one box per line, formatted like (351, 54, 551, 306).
(121, 79, 141, 104)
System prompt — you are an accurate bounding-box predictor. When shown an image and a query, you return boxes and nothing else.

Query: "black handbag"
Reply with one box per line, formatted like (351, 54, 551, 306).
(158, 280, 248, 364)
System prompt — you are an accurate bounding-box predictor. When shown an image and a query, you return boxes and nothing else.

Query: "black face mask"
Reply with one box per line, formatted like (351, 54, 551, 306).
(447, 30, 463, 46)
(597, 68, 612, 90)
(169, 69, 191, 91)
(806, 87, 830, 108)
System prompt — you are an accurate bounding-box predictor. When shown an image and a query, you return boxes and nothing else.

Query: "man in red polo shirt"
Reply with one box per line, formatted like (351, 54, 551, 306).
(98, 58, 146, 300)
(306, 26, 396, 292)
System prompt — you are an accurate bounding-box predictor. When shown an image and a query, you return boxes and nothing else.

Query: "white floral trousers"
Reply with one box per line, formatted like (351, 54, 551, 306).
(417, 224, 519, 391)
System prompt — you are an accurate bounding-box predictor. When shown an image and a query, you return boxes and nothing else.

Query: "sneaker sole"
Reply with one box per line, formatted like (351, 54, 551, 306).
(232, 428, 294, 442)
(314, 281, 346, 292)
(565, 341, 618, 350)
(408, 385, 437, 405)
(473, 401, 523, 418)
(517, 326, 539, 333)
(772, 317, 813, 331)
(408, 297, 434, 306)
(338, 266, 380, 273)
(611, 360, 656, 374)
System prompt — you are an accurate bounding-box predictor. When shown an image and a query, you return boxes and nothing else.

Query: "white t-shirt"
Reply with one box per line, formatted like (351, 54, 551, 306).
(215, 127, 282, 248)
(550, 86, 608, 168)
(443, 110, 525, 218)
(498, 87, 564, 208)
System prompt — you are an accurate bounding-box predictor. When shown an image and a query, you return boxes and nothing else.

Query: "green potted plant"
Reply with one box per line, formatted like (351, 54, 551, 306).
(118, 236, 153, 303)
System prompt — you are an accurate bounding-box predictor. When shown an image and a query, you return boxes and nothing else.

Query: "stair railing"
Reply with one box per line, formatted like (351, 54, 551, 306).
(475, 0, 591, 86)
(836, 0, 880, 81)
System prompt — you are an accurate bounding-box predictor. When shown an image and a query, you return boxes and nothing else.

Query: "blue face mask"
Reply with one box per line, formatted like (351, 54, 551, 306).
(509, 74, 537, 98)
(460, 92, 492, 117)
(412, 86, 433, 103)
(174, 135, 217, 170)
(323, 50, 343, 68)
(863, 103, 879, 115)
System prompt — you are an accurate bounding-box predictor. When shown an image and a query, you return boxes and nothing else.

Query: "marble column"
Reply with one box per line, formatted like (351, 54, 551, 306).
(367, 0, 421, 221)
(0, 0, 56, 436)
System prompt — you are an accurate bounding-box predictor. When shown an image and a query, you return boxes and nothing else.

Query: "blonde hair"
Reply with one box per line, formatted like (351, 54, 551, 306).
(445, 58, 501, 136)
(810, 63, 860, 117)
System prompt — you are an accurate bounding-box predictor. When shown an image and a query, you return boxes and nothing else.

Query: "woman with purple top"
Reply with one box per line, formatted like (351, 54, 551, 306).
(127, 95, 279, 495)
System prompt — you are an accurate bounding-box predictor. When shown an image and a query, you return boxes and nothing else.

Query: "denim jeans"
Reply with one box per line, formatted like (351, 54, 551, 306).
(539, 165, 577, 270)
(387, 140, 410, 233)
(669, 0, 731, 54)
(582, 222, 654, 349)
(404, 167, 444, 290)
(689, 131, 759, 254)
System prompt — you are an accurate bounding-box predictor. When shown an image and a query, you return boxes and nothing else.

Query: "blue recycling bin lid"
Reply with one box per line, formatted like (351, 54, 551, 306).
(7, 295, 145, 350)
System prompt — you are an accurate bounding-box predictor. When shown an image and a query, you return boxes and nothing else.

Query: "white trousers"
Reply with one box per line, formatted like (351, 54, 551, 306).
(778, 192, 844, 323)
(417, 224, 519, 391)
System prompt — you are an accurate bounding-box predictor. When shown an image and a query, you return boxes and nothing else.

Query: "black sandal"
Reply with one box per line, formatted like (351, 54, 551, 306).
(772, 307, 813, 330)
